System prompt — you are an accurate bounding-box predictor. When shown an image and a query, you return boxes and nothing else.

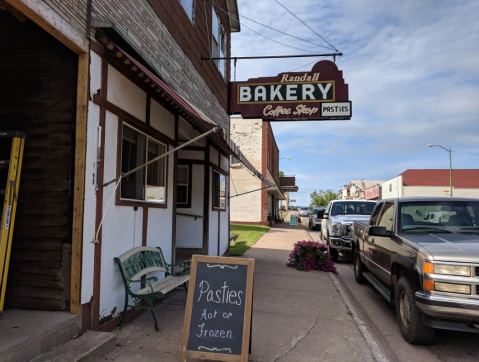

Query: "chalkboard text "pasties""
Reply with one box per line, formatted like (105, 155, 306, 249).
(197, 280, 243, 305)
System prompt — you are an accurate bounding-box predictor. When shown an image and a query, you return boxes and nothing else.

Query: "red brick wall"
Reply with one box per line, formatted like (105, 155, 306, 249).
(147, 0, 231, 111)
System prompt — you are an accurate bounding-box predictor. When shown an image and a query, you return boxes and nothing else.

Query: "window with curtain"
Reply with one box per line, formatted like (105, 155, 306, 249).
(121, 124, 166, 204)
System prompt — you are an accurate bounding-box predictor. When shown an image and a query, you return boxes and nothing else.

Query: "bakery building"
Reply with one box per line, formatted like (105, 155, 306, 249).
(0, 0, 272, 359)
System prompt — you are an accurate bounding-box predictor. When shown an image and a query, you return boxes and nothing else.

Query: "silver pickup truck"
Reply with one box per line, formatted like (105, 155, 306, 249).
(308, 206, 326, 230)
(351, 197, 479, 344)
(320, 199, 377, 262)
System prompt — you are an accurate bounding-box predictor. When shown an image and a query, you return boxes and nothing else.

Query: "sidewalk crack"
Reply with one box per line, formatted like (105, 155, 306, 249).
(273, 317, 318, 362)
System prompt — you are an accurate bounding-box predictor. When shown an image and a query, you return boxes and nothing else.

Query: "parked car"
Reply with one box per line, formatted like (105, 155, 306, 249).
(309, 207, 326, 230)
(351, 197, 479, 344)
(321, 199, 377, 261)
(299, 207, 310, 217)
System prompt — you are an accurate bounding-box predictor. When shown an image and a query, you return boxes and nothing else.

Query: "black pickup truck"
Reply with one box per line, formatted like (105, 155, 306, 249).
(351, 197, 479, 344)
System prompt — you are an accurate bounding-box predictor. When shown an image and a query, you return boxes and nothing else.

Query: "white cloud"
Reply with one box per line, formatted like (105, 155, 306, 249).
(232, 0, 479, 205)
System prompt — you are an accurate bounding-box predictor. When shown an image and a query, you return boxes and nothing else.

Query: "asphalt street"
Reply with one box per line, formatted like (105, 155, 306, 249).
(305, 226, 479, 362)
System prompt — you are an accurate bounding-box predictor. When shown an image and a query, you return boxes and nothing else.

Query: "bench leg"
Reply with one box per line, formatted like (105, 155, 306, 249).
(148, 296, 161, 332)
(183, 282, 188, 295)
(119, 292, 129, 328)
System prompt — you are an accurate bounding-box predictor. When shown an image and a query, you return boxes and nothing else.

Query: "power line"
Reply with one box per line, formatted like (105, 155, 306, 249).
(211, 0, 327, 54)
(237, 13, 336, 51)
(202, 53, 341, 61)
(288, 57, 328, 72)
(274, 0, 339, 52)
(238, 22, 325, 54)
(211, 0, 336, 51)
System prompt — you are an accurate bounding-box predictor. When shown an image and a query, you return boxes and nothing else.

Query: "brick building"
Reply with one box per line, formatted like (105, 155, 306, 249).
(0, 0, 273, 358)
(229, 117, 285, 226)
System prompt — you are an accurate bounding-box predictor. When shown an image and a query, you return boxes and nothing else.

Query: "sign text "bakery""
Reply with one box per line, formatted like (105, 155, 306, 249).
(238, 80, 334, 104)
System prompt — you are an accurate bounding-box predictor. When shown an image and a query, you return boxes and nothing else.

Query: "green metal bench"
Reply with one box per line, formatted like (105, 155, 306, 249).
(114, 246, 190, 332)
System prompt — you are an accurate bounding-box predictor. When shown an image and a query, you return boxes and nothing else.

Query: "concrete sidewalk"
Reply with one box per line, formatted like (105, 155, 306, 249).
(102, 218, 376, 361)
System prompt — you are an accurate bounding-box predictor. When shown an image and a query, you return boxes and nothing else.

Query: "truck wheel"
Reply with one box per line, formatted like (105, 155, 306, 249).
(328, 238, 339, 262)
(353, 249, 366, 284)
(395, 276, 435, 344)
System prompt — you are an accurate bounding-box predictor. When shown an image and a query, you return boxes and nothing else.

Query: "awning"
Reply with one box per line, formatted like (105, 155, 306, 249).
(96, 34, 277, 189)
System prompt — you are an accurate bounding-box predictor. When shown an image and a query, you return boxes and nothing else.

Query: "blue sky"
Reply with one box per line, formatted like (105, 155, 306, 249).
(230, 0, 479, 206)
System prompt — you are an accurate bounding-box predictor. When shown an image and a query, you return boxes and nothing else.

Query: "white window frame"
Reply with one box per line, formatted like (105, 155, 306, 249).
(177, 164, 190, 206)
(212, 170, 227, 210)
(120, 123, 167, 205)
(212, 8, 226, 78)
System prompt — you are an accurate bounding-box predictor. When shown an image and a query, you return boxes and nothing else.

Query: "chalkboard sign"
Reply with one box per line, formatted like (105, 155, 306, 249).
(180, 255, 254, 362)
(290, 214, 298, 226)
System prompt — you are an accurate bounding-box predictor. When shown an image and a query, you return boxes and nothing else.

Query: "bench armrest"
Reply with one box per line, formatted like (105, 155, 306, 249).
(127, 276, 158, 293)
(167, 260, 191, 276)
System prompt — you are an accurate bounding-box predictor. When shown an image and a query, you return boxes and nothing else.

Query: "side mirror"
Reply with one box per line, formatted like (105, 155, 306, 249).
(323, 213, 329, 219)
(369, 226, 393, 237)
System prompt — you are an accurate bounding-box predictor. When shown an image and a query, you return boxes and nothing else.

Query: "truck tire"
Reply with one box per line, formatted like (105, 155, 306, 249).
(395, 276, 435, 344)
(353, 249, 366, 284)
(328, 238, 339, 262)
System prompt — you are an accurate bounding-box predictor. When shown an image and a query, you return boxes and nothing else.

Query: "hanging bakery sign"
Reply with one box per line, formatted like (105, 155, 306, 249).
(228, 60, 351, 121)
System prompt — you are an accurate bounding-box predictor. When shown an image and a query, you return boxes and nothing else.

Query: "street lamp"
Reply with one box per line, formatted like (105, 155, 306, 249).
(279, 157, 291, 161)
(428, 144, 453, 197)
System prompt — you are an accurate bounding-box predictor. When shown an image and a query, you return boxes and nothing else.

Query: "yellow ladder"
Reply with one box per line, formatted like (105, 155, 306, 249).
(0, 131, 26, 312)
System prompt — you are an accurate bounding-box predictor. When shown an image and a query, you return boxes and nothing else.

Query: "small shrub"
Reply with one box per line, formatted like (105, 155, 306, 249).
(287, 240, 337, 273)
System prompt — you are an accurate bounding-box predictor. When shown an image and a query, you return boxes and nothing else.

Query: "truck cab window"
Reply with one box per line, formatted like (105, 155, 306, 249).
(370, 203, 383, 226)
(378, 202, 395, 231)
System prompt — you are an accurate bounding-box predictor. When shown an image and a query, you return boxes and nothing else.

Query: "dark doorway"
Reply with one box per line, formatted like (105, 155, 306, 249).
(0, 10, 78, 310)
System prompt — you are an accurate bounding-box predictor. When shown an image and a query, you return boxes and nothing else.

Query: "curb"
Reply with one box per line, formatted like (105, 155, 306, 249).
(303, 226, 390, 362)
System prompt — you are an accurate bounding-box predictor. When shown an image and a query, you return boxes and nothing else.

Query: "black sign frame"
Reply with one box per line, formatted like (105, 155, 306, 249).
(180, 255, 255, 362)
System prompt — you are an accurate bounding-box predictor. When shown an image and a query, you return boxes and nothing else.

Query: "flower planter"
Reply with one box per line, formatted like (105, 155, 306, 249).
(306, 249, 316, 269)
(287, 240, 337, 273)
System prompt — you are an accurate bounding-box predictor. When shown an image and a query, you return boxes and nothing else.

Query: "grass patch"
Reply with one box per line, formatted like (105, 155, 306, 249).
(229, 224, 271, 256)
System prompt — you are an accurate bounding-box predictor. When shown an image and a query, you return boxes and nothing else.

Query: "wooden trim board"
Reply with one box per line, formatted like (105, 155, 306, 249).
(180, 255, 254, 362)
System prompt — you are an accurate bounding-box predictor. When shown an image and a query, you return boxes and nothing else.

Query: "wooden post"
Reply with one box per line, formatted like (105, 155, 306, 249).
(70, 52, 89, 314)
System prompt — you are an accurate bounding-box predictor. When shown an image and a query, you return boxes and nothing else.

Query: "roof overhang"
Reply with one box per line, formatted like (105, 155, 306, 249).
(225, 0, 241, 32)
(268, 184, 286, 200)
(95, 32, 274, 188)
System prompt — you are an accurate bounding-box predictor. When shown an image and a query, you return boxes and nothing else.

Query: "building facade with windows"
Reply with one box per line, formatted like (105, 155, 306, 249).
(382, 169, 479, 198)
(338, 180, 385, 199)
(229, 117, 285, 226)
(0, 1, 271, 356)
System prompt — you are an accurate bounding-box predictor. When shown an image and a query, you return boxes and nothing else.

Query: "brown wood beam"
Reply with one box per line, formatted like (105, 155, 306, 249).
(70, 52, 89, 314)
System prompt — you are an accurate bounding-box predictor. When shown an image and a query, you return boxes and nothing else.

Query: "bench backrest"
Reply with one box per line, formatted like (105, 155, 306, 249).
(114, 246, 168, 281)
